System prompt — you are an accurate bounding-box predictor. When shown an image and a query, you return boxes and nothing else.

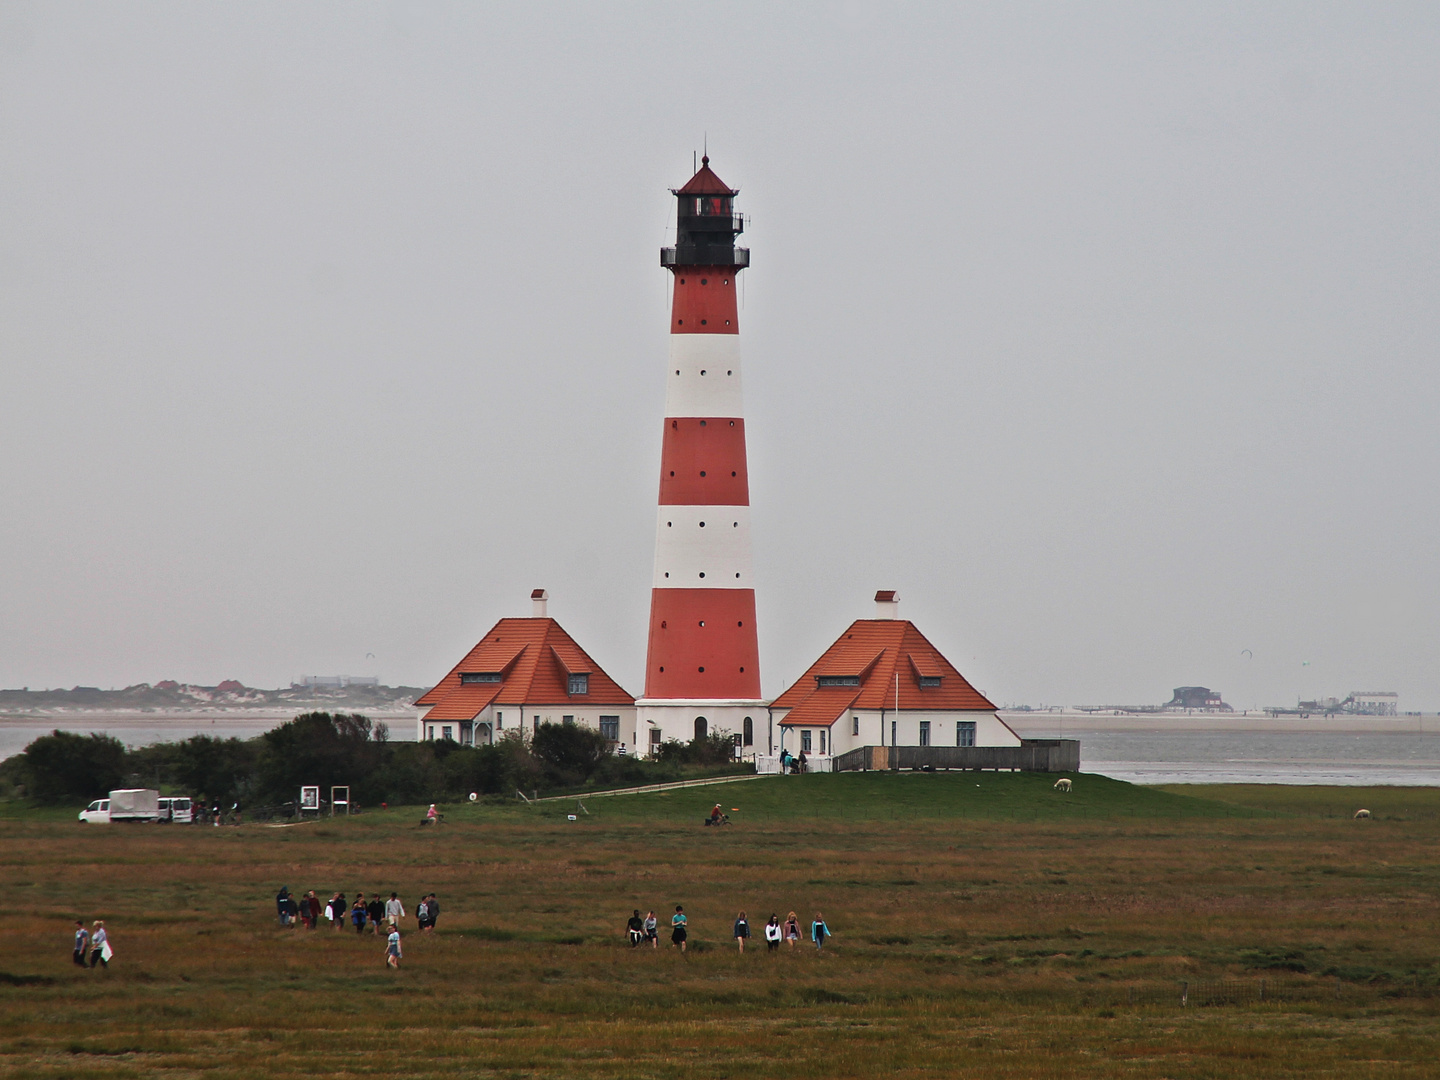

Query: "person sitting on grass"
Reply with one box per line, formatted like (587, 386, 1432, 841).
(627, 910, 645, 947)
(385, 925, 402, 969)
(710, 803, 722, 824)
(671, 906, 688, 952)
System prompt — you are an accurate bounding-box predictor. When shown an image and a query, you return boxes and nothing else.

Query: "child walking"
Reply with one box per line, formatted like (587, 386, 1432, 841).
(385, 926, 402, 968)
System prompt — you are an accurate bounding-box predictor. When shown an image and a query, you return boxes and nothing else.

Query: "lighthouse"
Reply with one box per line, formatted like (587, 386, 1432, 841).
(637, 156, 765, 758)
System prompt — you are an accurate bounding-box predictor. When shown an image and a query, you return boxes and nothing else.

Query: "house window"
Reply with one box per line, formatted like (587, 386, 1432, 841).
(568, 674, 589, 695)
(694, 716, 707, 740)
(957, 721, 976, 747)
(891, 720, 897, 745)
(600, 716, 620, 741)
(852, 715, 859, 736)
(742, 716, 753, 746)
(801, 730, 812, 752)
(461, 672, 502, 684)
(919, 676, 942, 688)
(919, 721, 930, 747)
(817, 675, 860, 687)
(442, 726, 454, 741)
(820, 729, 827, 754)
(533, 716, 539, 732)
(496, 712, 503, 730)
(427, 725, 435, 741)
(562, 715, 574, 726)
(649, 728, 662, 747)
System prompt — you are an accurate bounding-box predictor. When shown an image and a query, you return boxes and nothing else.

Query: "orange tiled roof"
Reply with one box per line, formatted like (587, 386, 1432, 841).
(415, 618, 635, 711)
(422, 683, 503, 722)
(771, 620, 998, 713)
(776, 687, 860, 728)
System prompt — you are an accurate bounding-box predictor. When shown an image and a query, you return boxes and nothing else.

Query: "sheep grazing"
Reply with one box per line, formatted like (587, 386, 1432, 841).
(1053, 778, 1072, 793)
(1354, 808, 1372, 819)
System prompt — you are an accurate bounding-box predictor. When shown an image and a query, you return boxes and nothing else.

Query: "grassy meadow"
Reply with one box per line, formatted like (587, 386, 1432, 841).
(3, 773, 1439, 1078)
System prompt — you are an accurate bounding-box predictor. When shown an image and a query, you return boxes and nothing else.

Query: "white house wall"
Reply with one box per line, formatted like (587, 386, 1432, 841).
(772, 709, 1019, 760)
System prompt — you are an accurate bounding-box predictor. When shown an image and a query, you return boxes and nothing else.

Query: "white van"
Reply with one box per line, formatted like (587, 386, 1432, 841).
(79, 799, 111, 824)
(157, 797, 194, 824)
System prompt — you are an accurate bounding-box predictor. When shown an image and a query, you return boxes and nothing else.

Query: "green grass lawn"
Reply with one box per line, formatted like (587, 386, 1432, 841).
(2, 774, 1437, 1079)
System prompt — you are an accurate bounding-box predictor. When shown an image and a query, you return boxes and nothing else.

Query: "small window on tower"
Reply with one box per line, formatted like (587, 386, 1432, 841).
(567, 674, 589, 696)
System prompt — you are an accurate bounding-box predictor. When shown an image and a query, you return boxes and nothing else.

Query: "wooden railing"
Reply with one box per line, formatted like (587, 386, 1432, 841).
(831, 739, 1080, 774)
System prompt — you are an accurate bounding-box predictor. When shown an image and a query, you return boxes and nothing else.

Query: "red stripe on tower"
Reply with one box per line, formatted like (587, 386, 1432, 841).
(639, 156, 763, 753)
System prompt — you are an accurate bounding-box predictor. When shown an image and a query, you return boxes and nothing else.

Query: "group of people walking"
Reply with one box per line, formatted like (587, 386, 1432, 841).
(626, 908, 832, 953)
(71, 920, 111, 968)
(274, 887, 438, 938)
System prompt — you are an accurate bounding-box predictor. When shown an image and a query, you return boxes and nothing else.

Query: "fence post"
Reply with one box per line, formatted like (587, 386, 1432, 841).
(1181, 981, 1188, 1008)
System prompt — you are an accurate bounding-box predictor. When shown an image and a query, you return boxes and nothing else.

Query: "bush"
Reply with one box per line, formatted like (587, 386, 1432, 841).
(652, 733, 738, 767)
(18, 731, 127, 804)
(530, 722, 609, 787)
(256, 713, 388, 804)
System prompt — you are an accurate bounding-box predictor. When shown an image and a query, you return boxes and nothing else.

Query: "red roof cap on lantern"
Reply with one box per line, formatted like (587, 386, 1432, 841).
(674, 155, 738, 197)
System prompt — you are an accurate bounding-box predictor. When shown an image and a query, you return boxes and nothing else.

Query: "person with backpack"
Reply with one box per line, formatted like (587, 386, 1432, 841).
(415, 896, 430, 932)
(764, 915, 782, 952)
(733, 911, 750, 953)
(626, 910, 645, 947)
(811, 913, 831, 953)
(72, 921, 89, 966)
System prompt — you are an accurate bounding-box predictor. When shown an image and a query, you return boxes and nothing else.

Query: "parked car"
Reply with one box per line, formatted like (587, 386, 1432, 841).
(79, 798, 111, 824)
(157, 796, 194, 824)
(108, 788, 161, 822)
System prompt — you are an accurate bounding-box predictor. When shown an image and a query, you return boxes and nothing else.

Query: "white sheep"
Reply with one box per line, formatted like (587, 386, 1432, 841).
(1053, 778, 1072, 792)
(1354, 808, 1371, 819)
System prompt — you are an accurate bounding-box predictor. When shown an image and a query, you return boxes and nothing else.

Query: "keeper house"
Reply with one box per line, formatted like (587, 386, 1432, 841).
(766, 591, 1021, 765)
(414, 590, 638, 753)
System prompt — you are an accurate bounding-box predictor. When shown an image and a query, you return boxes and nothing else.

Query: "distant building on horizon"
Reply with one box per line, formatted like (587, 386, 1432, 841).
(292, 675, 379, 689)
(1163, 686, 1233, 712)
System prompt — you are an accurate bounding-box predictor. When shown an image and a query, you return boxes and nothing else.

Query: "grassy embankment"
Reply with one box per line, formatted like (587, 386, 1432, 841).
(2, 773, 1438, 1078)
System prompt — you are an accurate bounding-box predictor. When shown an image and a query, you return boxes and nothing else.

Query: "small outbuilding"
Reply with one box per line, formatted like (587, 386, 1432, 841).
(766, 591, 1020, 766)
(415, 590, 637, 752)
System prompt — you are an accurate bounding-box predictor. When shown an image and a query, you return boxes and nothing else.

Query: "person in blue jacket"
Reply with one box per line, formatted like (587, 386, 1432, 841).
(811, 913, 831, 953)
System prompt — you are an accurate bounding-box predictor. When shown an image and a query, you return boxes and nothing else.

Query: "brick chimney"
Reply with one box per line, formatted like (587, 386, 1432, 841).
(874, 590, 899, 619)
(531, 588, 549, 618)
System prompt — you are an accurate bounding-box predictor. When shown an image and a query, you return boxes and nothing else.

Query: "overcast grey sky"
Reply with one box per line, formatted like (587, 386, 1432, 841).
(1, 3, 1436, 710)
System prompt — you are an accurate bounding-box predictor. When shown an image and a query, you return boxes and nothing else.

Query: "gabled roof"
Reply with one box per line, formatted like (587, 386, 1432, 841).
(416, 617, 634, 719)
(776, 687, 860, 728)
(771, 619, 999, 714)
(674, 156, 737, 196)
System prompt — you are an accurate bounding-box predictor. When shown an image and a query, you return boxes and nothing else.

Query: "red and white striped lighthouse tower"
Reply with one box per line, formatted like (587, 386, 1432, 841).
(637, 157, 764, 757)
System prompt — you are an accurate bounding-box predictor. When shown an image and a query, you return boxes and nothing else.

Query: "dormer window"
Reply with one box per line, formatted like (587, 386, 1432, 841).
(460, 672, 502, 684)
(817, 675, 860, 687)
(919, 676, 942, 688)
(567, 674, 589, 696)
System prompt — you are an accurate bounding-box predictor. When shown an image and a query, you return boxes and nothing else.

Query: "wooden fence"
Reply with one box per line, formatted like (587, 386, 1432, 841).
(831, 739, 1080, 774)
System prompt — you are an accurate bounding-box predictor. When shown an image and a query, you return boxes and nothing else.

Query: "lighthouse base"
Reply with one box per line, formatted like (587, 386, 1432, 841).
(636, 699, 770, 761)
